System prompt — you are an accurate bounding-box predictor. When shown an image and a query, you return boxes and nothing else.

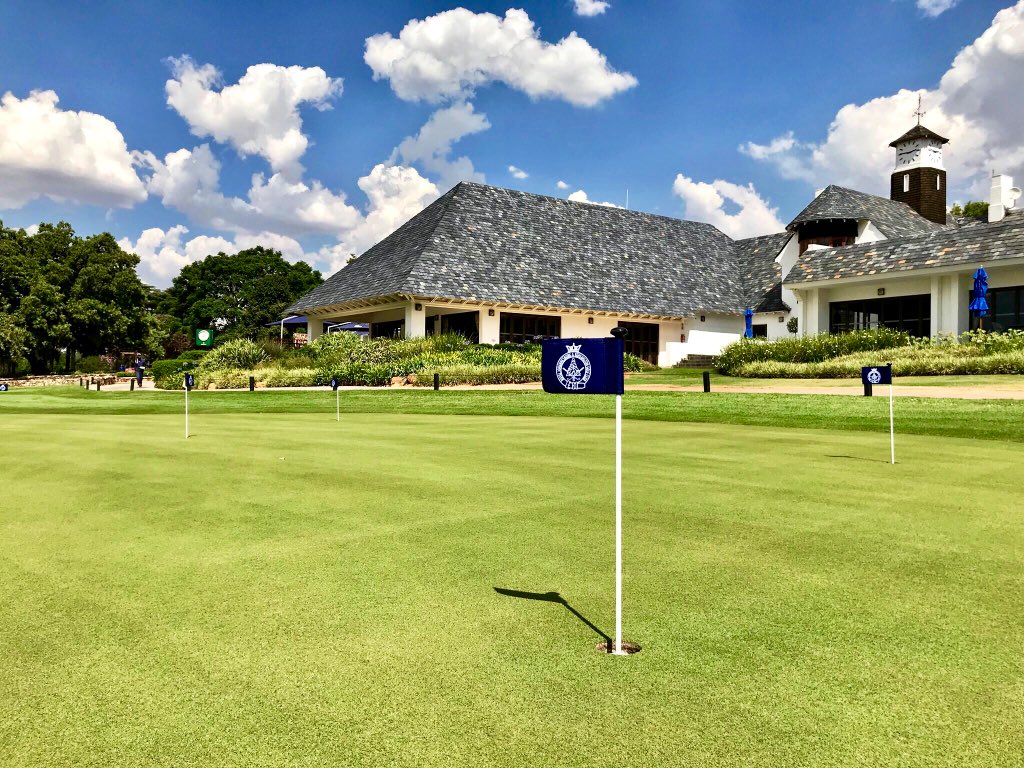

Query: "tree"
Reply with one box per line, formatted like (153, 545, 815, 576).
(163, 247, 322, 340)
(0, 221, 151, 373)
(0, 313, 28, 376)
(950, 201, 990, 219)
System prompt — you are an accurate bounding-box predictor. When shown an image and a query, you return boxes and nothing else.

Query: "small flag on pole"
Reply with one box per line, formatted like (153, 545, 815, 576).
(862, 365, 895, 464)
(541, 338, 624, 396)
(184, 373, 195, 439)
(542, 334, 631, 656)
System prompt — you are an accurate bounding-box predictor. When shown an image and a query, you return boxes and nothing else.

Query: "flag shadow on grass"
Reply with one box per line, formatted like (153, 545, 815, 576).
(494, 587, 612, 646)
(825, 454, 891, 464)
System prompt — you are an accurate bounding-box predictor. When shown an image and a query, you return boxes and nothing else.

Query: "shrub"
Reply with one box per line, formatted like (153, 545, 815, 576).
(177, 349, 209, 362)
(315, 362, 395, 387)
(257, 367, 317, 387)
(152, 358, 198, 388)
(716, 328, 911, 373)
(624, 353, 653, 372)
(411, 363, 541, 386)
(199, 338, 269, 370)
(76, 355, 113, 374)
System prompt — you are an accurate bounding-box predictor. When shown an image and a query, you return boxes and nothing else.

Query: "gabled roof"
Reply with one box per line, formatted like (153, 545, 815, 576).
(889, 124, 949, 147)
(734, 232, 792, 313)
(787, 185, 948, 239)
(289, 182, 772, 318)
(785, 211, 1024, 285)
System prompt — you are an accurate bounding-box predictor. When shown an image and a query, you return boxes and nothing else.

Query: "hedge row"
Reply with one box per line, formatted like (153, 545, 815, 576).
(716, 328, 911, 373)
(154, 333, 653, 388)
(735, 348, 1024, 378)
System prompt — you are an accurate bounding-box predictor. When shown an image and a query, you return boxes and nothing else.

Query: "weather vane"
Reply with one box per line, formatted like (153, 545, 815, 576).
(915, 94, 926, 126)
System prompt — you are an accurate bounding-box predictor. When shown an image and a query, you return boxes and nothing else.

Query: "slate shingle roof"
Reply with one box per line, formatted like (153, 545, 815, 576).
(787, 185, 948, 239)
(889, 124, 948, 147)
(734, 232, 791, 312)
(289, 182, 784, 318)
(785, 212, 1024, 285)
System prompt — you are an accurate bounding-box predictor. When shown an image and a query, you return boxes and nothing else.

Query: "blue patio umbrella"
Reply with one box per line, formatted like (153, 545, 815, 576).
(744, 307, 754, 338)
(969, 266, 989, 322)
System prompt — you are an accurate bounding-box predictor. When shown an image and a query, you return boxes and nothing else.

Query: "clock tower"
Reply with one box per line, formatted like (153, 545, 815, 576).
(889, 124, 949, 225)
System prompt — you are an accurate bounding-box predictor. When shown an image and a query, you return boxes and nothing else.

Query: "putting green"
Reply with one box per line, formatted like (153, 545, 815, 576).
(1, 409, 1021, 767)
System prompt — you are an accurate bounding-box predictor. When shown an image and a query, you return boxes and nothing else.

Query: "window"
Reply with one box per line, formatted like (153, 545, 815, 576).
(904, 174, 910, 192)
(752, 324, 768, 338)
(499, 313, 561, 344)
(370, 319, 404, 339)
(829, 294, 930, 337)
(973, 286, 1024, 332)
(937, 176, 942, 190)
(797, 220, 858, 255)
(618, 321, 660, 364)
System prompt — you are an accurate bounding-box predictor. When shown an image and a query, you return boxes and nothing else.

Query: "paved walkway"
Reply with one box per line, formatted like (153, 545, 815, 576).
(99, 378, 1024, 400)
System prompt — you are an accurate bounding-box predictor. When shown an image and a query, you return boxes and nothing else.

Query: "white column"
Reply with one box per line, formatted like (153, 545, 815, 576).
(930, 276, 942, 338)
(479, 308, 500, 344)
(802, 289, 828, 335)
(306, 315, 323, 343)
(404, 302, 426, 339)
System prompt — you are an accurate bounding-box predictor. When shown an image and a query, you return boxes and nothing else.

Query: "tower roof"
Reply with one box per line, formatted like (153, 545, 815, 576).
(889, 124, 949, 147)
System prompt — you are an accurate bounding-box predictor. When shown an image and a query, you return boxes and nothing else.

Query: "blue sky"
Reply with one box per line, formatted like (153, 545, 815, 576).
(1, 0, 1021, 285)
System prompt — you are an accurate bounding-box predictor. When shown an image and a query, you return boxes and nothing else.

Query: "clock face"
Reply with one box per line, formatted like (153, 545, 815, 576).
(198, 329, 211, 342)
(895, 140, 942, 169)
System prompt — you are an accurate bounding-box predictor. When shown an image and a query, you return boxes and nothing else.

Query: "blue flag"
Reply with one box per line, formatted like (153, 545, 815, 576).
(542, 338, 625, 395)
(861, 365, 892, 386)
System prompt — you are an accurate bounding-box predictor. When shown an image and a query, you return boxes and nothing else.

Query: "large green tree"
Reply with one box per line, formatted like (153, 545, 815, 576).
(0, 221, 151, 373)
(162, 246, 322, 339)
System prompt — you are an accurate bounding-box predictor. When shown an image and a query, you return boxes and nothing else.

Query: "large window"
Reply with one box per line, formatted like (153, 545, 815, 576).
(499, 313, 561, 344)
(370, 319, 404, 339)
(974, 286, 1024, 332)
(619, 321, 660, 364)
(829, 294, 931, 337)
(798, 220, 858, 255)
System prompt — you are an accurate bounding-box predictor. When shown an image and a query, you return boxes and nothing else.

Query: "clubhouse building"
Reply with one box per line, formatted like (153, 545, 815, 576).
(287, 124, 1024, 366)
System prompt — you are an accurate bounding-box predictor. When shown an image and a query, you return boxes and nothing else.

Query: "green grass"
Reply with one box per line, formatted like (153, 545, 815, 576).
(4, 385, 1024, 443)
(1, 405, 1022, 767)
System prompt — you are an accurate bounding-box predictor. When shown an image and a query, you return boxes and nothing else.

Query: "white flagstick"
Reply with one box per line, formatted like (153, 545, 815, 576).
(614, 392, 624, 655)
(184, 384, 189, 439)
(889, 381, 895, 465)
(336, 387, 340, 422)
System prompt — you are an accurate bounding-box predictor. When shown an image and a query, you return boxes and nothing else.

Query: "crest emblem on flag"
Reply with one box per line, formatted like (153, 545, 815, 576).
(866, 368, 882, 385)
(555, 343, 592, 390)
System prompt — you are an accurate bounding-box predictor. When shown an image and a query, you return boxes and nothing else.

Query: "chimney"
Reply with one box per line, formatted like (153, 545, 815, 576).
(989, 173, 1022, 223)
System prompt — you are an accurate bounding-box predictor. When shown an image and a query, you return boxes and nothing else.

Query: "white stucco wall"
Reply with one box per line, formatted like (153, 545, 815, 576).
(856, 220, 887, 244)
(776, 234, 800, 331)
(787, 262, 1024, 338)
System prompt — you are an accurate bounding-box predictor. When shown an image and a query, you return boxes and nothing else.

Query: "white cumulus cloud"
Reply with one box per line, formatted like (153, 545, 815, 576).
(574, 0, 610, 17)
(165, 56, 343, 178)
(917, 0, 960, 17)
(0, 90, 146, 209)
(508, 165, 529, 179)
(138, 143, 362, 238)
(672, 175, 784, 239)
(568, 189, 622, 208)
(118, 225, 309, 287)
(392, 101, 490, 190)
(556, 180, 570, 190)
(364, 8, 636, 107)
(742, 2, 1024, 199)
